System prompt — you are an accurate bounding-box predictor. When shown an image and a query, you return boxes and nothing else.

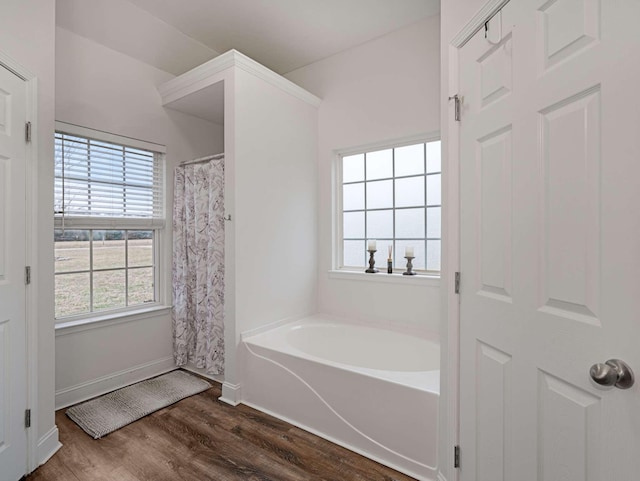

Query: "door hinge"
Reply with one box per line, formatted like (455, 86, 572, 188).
(454, 445, 460, 468)
(25, 409, 31, 428)
(455, 271, 461, 294)
(25, 121, 32, 143)
(449, 94, 461, 121)
(25, 266, 31, 285)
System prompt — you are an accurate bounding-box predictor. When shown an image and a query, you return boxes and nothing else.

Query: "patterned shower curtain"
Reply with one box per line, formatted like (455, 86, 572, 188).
(172, 157, 225, 375)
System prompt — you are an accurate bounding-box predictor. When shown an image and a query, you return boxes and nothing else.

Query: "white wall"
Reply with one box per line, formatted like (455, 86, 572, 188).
(229, 67, 318, 393)
(54, 27, 224, 408)
(285, 16, 442, 333)
(233, 69, 318, 334)
(0, 0, 58, 467)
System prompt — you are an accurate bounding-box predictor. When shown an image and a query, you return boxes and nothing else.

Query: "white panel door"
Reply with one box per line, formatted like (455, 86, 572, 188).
(459, 1, 640, 480)
(0, 65, 28, 481)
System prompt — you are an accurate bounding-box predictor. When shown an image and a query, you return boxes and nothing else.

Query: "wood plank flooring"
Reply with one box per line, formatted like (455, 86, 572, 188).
(28, 373, 416, 481)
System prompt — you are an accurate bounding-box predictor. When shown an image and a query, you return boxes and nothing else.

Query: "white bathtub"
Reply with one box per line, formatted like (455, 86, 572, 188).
(241, 315, 440, 481)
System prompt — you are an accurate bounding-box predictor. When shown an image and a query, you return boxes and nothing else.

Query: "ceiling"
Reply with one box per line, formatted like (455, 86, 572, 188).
(56, 0, 440, 76)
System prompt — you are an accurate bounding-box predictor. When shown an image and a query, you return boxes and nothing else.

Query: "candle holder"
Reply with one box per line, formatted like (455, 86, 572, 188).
(365, 249, 379, 273)
(403, 256, 416, 276)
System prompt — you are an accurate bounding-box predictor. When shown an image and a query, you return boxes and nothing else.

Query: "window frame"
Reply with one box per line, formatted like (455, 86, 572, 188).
(53, 122, 168, 326)
(334, 132, 441, 277)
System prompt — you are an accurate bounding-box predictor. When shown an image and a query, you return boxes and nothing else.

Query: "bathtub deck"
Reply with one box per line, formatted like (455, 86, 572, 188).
(28, 372, 417, 481)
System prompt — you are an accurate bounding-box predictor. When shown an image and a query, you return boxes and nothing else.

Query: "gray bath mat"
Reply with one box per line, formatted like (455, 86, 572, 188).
(66, 370, 211, 439)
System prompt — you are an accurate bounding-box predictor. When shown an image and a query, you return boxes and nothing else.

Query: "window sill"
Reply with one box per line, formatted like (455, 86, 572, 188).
(55, 305, 172, 337)
(328, 269, 440, 287)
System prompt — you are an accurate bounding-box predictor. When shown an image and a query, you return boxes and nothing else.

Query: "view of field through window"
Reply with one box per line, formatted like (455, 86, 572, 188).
(54, 230, 155, 318)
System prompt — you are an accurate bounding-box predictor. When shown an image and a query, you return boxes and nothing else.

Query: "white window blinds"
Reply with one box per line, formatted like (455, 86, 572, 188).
(54, 132, 164, 228)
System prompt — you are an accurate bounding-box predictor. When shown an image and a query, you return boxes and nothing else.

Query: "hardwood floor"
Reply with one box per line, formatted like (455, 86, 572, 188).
(28, 373, 416, 481)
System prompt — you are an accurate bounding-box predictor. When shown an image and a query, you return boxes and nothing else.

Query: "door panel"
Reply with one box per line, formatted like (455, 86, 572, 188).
(478, 33, 513, 108)
(459, 1, 640, 480)
(537, 371, 601, 481)
(0, 156, 7, 279)
(538, 0, 599, 70)
(0, 64, 27, 481)
(539, 86, 601, 324)
(476, 342, 512, 481)
(477, 126, 512, 302)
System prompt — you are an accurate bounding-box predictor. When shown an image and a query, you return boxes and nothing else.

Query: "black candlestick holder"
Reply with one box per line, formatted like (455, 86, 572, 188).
(365, 249, 379, 273)
(403, 256, 416, 276)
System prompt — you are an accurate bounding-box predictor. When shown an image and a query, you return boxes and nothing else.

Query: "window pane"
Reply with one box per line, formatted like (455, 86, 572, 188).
(339, 139, 441, 273)
(366, 149, 392, 180)
(55, 273, 90, 318)
(395, 176, 425, 208)
(55, 178, 89, 216)
(93, 231, 125, 270)
(343, 154, 364, 183)
(427, 207, 441, 239)
(343, 240, 365, 267)
(128, 268, 154, 305)
(343, 183, 365, 211)
(396, 208, 425, 238)
(395, 143, 425, 177)
(426, 174, 442, 206)
(55, 230, 90, 273)
(394, 241, 426, 270)
(367, 210, 393, 239)
(426, 140, 441, 173)
(128, 231, 153, 267)
(343, 211, 365, 239)
(54, 133, 160, 219)
(93, 269, 126, 312)
(366, 180, 393, 209)
(427, 240, 441, 271)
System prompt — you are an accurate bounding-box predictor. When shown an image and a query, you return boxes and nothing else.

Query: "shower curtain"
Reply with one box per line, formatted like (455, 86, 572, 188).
(172, 156, 225, 375)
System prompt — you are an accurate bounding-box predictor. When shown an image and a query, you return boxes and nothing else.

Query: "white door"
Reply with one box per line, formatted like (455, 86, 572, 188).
(0, 65, 28, 481)
(459, 0, 640, 479)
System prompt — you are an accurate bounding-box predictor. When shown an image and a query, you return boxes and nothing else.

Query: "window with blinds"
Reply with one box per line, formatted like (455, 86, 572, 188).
(54, 132, 163, 223)
(54, 131, 164, 321)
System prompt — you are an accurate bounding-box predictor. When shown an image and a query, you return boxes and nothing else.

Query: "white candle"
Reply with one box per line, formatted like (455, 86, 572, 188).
(368, 239, 377, 251)
(405, 246, 414, 257)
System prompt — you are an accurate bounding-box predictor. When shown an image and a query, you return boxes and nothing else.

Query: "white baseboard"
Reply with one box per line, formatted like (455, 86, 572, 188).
(219, 381, 242, 406)
(55, 356, 176, 409)
(37, 426, 62, 467)
(180, 363, 224, 385)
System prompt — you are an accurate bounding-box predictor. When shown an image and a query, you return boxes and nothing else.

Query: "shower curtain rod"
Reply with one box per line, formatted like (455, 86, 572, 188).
(179, 152, 225, 166)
